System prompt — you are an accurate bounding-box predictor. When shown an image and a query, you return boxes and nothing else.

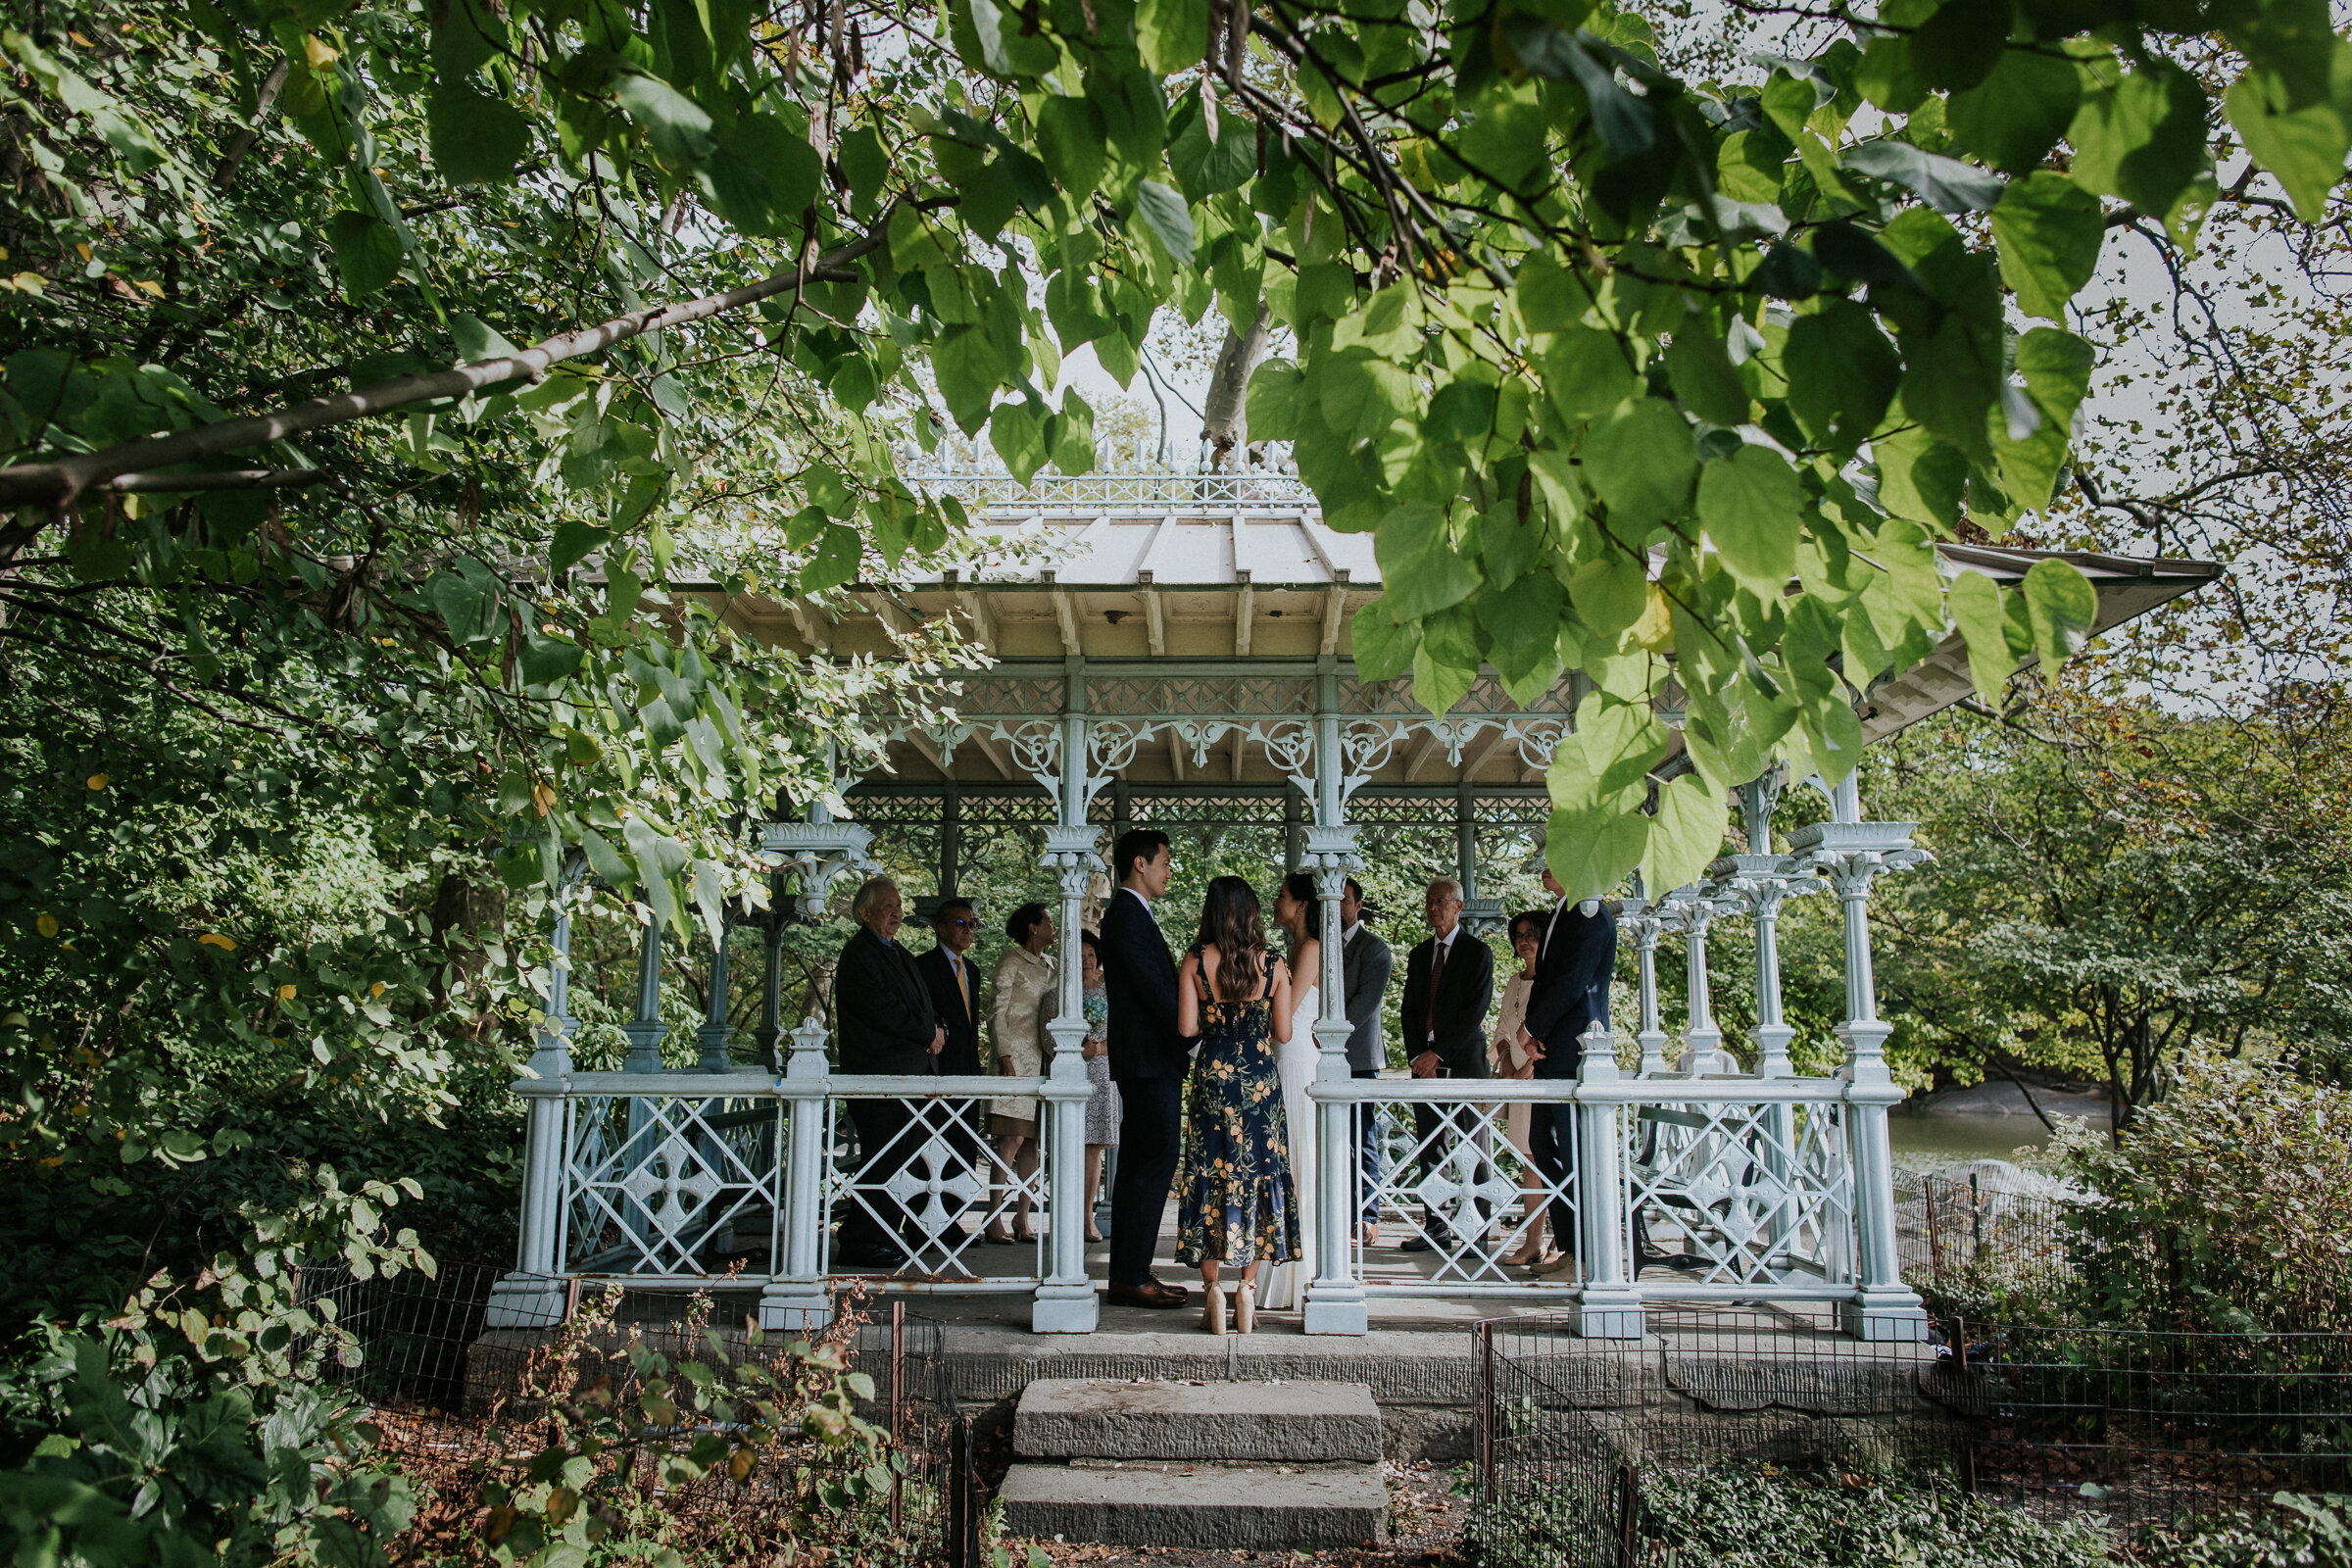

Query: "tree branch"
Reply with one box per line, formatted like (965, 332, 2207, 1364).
(0, 207, 914, 512)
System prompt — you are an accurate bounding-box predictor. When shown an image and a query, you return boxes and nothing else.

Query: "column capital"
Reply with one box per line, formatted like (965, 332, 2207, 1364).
(761, 820, 880, 920)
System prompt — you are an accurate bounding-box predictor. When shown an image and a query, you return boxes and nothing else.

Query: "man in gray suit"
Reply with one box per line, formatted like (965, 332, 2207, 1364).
(1337, 878, 1395, 1245)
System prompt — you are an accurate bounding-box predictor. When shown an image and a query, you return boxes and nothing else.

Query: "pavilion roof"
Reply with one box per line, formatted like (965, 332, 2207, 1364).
(688, 471, 2222, 789)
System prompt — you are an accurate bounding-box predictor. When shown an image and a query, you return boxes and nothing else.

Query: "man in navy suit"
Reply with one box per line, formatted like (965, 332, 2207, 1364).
(1097, 827, 1191, 1309)
(1517, 865, 1618, 1272)
(915, 897, 986, 1077)
(1396, 878, 1494, 1253)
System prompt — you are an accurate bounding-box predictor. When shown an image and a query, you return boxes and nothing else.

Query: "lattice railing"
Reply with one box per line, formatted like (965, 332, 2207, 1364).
(1355, 1090, 1577, 1289)
(563, 1090, 785, 1277)
(1623, 1098, 1855, 1286)
(823, 1088, 1050, 1285)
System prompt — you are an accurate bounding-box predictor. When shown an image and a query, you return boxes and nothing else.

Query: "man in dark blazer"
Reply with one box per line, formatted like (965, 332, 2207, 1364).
(1517, 865, 1619, 1272)
(1097, 827, 1190, 1308)
(833, 876, 945, 1268)
(915, 897, 986, 1077)
(1396, 878, 1494, 1253)
(1337, 878, 1395, 1244)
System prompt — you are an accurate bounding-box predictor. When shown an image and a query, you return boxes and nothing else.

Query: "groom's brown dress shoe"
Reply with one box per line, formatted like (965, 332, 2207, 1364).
(1105, 1280, 1190, 1309)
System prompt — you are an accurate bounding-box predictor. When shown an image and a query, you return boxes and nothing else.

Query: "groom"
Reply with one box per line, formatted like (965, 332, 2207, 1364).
(1097, 827, 1191, 1309)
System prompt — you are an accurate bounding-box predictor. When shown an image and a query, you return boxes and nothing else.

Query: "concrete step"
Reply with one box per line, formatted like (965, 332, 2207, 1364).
(1014, 1378, 1384, 1463)
(1000, 1460, 1391, 1550)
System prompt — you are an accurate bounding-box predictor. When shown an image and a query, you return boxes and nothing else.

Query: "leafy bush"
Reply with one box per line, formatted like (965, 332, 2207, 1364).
(2056, 1057, 2352, 1333)
(1632, 1461, 2111, 1568)
(2126, 1493, 2352, 1568)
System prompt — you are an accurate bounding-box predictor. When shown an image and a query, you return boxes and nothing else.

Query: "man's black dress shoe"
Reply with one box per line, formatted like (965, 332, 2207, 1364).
(835, 1242, 907, 1268)
(1105, 1280, 1190, 1309)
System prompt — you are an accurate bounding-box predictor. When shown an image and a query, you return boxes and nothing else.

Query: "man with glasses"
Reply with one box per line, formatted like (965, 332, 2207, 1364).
(917, 897, 987, 1078)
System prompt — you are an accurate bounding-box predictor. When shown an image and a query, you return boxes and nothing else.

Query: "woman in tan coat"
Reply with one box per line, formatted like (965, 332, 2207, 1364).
(985, 902, 1055, 1245)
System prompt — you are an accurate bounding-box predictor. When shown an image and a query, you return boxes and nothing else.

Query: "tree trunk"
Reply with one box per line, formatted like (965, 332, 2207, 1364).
(1200, 302, 1272, 471)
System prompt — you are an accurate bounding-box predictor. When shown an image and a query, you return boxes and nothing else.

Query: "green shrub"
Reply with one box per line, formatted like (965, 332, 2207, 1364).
(1631, 1461, 2111, 1568)
(2056, 1056, 2352, 1333)
(2127, 1493, 2352, 1568)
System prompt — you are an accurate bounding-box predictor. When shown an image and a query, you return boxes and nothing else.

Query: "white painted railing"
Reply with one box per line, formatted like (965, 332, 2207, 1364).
(1301, 1025, 1916, 1339)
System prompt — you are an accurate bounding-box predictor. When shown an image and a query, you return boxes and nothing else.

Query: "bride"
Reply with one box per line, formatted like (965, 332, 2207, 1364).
(1259, 872, 1323, 1313)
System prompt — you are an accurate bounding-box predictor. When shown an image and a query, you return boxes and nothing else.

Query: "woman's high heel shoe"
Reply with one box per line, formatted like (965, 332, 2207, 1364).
(1235, 1282, 1256, 1335)
(1203, 1282, 1228, 1336)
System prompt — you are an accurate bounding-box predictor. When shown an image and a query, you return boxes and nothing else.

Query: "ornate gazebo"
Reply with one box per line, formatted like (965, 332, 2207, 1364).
(488, 470, 2219, 1340)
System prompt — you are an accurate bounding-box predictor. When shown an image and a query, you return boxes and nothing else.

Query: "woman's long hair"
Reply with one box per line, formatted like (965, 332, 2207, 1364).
(1279, 871, 1317, 945)
(1197, 875, 1269, 1002)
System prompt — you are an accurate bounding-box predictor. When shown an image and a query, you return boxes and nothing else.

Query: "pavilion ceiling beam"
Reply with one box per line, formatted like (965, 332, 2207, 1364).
(1136, 512, 1181, 579)
(1228, 724, 1246, 783)
(789, 598, 832, 655)
(863, 589, 921, 640)
(1140, 571, 1167, 656)
(1166, 725, 1187, 781)
(1402, 729, 1445, 782)
(1463, 724, 1513, 783)
(1047, 573, 1083, 656)
(1320, 568, 1350, 656)
(955, 588, 999, 655)
(903, 725, 950, 778)
(1234, 573, 1254, 658)
(967, 725, 1013, 780)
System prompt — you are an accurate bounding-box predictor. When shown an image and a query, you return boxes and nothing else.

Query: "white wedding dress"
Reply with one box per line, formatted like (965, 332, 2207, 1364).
(1257, 984, 1321, 1312)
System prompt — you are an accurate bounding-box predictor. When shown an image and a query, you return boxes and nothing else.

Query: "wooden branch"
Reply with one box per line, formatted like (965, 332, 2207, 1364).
(0, 210, 907, 509)
(102, 467, 338, 494)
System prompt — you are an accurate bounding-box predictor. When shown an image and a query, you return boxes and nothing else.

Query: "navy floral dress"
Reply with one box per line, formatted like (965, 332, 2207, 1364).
(1175, 948, 1301, 1268)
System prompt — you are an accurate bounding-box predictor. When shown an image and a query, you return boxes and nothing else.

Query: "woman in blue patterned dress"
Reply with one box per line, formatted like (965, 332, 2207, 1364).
(1174, 875, 1299, 1335)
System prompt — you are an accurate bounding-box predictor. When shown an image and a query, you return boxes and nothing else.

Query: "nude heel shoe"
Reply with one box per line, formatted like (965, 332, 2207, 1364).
(1235, 1282, 1256, 1335)
(1203, 1282, 1228, 1336)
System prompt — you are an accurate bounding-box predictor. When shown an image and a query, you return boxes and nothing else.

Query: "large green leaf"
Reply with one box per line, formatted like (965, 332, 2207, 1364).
(323, 211, 402, 300)
(1990, 172, 2105, 321)
(1696, 445, 1802, 598)
(1946, 49, 2082, 172)
(428, 82, 531, 185)
(1374, 502, 1484, 619)
(1664, 328, 1748, 426)
(424, 558, 501, 645)
(989, 400, 1049, 484)
(1133, 180, 1197, 267)
(614, 73, 716, 167)
(1783, 299, 1899, 454)
(1351, 603, 1421, 681)
(1992, 326, 2095, 509)
(1583, 398, 1696, 527)
(2022, 558, 2098, 675)
(1135, 0, 1210, 74)
(2226, 67, 2352, 221)
(2068, 63, 2211, 218)
(1645, 773, 1730, 896)
(1947, 568, 2020, 703)
(1543, 327, 1638, 418)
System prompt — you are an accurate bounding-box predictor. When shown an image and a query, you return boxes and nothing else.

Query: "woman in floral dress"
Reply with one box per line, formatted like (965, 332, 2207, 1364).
(1174, 875, 1298, 1335)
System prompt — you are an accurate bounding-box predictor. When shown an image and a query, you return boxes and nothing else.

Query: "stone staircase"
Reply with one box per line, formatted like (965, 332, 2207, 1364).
(999, 1378, 1391, 1550)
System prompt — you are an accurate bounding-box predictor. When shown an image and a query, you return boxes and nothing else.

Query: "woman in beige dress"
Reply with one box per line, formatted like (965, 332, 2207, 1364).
(1491, 911, 1553, 1268)
(985, 902, 1055, 1245)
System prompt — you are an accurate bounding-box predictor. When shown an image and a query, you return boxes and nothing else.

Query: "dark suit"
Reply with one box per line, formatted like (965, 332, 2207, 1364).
(915, 945, 985, 1078)
(1398, 928, 1494, 1243)
(1099, 887, 1186, 1285)
(833, 927, 942, 1258)
(1341, 924, 1395, 1225)
(1522, 899, 1619, 1253)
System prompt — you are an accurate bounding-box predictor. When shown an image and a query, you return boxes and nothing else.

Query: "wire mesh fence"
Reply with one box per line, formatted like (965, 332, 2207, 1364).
(294, 1264, 980, 1565)
(1469, 1305, 2352, 1567)
(1897, 1173, 2088, 1310)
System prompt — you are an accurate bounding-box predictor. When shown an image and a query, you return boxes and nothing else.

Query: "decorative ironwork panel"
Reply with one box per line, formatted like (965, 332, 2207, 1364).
(563, 1095, 783, 1276)
(1622, 1098, 1856, 1287)
(823, 1093, 1048, 1282)
(912, 470, 1310, 511)
(1084, 674, 1315, 721)
(1087, 792, 1296, 829)
(934, 673, 1065, 720)
(1357, 1093, 1577, 1287)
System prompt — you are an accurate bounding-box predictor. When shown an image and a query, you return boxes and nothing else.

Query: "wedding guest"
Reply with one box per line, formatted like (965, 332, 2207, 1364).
(1258, 872, 1325, 1313)
(1174, 876, 1298, 1334)
(1337, 878, 1392, 1245)
(1518, 865, 1618, 1277)
(915, 897, 986, 1077)
(1078, 929, 1116, 1246)
(832, 876, 944, 1269)
(984, 902, 1054, 1246)
(1396, 877, 1494, 1254)
(1490, 909, 1554, 1268)
(1099, 828, 1191, 1309)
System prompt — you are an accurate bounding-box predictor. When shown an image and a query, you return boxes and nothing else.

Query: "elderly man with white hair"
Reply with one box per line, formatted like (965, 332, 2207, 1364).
(833, 875, 947, 1268)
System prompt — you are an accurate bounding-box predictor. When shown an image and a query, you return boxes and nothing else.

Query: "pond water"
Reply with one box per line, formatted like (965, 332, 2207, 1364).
(1888, 1113, 2057, 1167)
